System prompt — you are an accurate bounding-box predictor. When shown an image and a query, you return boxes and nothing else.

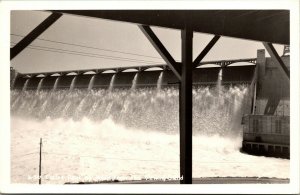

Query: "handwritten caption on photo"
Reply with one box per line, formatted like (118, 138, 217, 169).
(28, 174, 184, 182)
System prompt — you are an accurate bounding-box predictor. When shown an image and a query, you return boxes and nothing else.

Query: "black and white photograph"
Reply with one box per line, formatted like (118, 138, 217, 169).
(0, 0, 299, 194)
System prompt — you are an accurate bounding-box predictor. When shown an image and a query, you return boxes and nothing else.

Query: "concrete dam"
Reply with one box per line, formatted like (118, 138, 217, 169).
(10, 49, 290, 184)
(9, 9, 292, 186)
(12, 49, 290, 117)
(11, 49, 290, 123)
(13, 64, 255, 91)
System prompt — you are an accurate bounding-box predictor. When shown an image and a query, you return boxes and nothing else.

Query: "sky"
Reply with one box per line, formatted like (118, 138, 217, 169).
(10, 10, 284, 74)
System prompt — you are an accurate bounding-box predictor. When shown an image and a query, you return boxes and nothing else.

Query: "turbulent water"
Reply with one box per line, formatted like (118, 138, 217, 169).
(11, 85, 249, 135)
(10, 85, 290, 184)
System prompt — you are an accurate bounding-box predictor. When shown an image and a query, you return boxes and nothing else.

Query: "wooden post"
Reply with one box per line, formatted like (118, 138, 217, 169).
(39, 138, 42, 185)
(180, 27, 193, 184)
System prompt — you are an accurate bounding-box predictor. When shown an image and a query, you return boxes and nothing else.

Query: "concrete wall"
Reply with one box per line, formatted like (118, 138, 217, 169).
(255, 50, 290, 116)
(242, 115, 290, 145)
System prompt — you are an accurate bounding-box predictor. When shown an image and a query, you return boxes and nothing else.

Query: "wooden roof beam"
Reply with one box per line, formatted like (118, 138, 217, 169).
(138, 25, 182, 80)
(11, 12, 62, 60)
(193, 35, 220, 68)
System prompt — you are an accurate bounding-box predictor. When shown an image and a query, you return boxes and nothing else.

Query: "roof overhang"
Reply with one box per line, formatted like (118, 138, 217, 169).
(52, 10, 289, 45)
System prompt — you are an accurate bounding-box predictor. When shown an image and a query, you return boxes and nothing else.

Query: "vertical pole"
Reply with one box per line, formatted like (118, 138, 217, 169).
(39, 138, 42, 185)
(180, 27, 193, 184)
(251, 83, 257, 114)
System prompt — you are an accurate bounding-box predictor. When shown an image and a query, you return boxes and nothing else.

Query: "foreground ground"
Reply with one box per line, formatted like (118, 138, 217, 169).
(69, 177, 289, 184)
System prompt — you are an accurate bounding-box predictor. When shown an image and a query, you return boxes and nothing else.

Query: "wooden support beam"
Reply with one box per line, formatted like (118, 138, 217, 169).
(138, 25, 182, 80)
(180, 27, 193, 184)
(193, 35, 220, 68)
(10, 12, 62, 60)
(263, 42, 290, 80)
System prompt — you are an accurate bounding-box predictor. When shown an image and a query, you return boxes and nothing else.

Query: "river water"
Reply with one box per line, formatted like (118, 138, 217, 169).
(10, 84, 289, 184)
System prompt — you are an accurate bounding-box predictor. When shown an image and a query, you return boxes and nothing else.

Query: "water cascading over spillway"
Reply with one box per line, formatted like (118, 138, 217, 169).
(22, 79, 29, 91)
(36, 78, 44, 92)
(108, 74, 116, 90)
(157, 71, 164, 90)
(131, 72, 139, 90)
(88, 75, 95, 90)
(11, 82, 250, 135)
(69, 76, 77, 90)
(216, 68, 223, 97)
(53, 77, 60, 91)
(10, 72, 289, 184)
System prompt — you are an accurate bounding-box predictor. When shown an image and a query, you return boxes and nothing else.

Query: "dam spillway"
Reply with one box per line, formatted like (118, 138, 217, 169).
(11, 65, 256, 135)
(11, 84, 251, 135)
(12, 65, 255, 90)
(9, 9, 292, 185)
(10, 72, 290, 184)
(10, 55, 291, 184)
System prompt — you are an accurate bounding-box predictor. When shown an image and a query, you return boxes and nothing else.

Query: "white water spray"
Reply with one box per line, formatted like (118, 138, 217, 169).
(69, 76, 77, 90)
(157, 71, 164, 90)
(10, 83, 289, 184)
(36, 78, 44, 92)
(88, 75, 95, 90)
(22, 79, 29, 91)
(109, 74, 116, 91)
(53, 77, 60, 91)
(131, 72, 139, 90)
(216, 68, 223, 97)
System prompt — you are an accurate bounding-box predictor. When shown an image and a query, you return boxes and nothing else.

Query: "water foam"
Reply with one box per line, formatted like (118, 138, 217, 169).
(11, 85, 250, 135)
(10, 85, 289, 184)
